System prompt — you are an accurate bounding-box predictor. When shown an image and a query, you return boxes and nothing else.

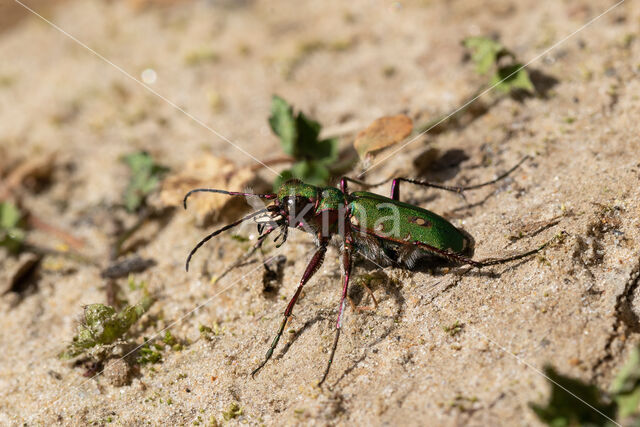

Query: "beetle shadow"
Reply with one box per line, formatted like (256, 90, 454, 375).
(409, 257, 501, 279)
(275, 313, 326, 361)
(114, 206, 175, 257)
(410, 149, 471, 198)
(443, 190, 501, 221)
(511, 69, 559, 101)
(273, 266, 406, 369)
(330, 267, 406, 388)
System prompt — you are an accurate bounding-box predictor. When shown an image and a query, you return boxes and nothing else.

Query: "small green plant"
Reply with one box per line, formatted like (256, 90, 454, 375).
(0, 202, 26, 254)
(137, 341, 163, 365)
(463, 36, 534, 94)
(61, 294, 153, 359)
(269, 95, 338, 190)
(162, 330, 176, 346)
(128, 275, 147, 291)
(136, 330, 184, 364)
(122, 151, 169, 212)
(530, 366, 616, 426)
(611, 346, 640, 420)
(414, 36, 537, 136)
(162, 330, 183, 351)
(443, 320, 463, 337)
(531, 346, 640, 426)
(199, 322, 225, 340)
(222, 402, 243, 421)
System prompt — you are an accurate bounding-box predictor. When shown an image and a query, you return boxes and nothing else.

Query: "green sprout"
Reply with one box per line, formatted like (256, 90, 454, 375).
(136, 330, 184, 364)
(611, 346, 640, 420)
(162, 330, 183, 351)
(222, 402, 243, 421)
(122, 151, 169, 213)
(414, 36, 536, 136)
(60, 294, 153, 359)
(137, 342, 163, 365)
(443, 320, 463, 337)
(530, 366, 616, 426)
(530, 347, 640, 426)
(269, 95, 338, 190)
(128, 275, 147, 291)
(0, 202, 26, 254)
(463, 36, 534, 94)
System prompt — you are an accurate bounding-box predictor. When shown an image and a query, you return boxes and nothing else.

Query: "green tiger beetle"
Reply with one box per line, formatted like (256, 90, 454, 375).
(183, 155, 554, 385)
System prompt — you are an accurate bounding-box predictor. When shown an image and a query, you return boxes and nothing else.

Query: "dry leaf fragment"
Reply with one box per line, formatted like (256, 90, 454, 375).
(159, 154, 261, 226)
(354, 115, 413, 158)
(1, 252, 40, 295)
(0, 153, 56, 200)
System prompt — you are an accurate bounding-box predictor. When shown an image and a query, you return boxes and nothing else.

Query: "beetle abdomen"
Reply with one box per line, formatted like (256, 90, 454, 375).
(348, 191, 470, 254)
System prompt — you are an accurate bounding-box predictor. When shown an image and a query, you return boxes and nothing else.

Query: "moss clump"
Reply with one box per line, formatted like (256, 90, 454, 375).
(61, 294, 153, 359)
(222, 403, 243, 421)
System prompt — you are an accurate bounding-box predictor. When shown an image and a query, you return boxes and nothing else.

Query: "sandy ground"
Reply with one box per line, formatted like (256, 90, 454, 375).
(1, 0, 639, 425)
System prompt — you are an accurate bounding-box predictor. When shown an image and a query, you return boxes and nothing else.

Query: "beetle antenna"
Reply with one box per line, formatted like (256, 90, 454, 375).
(183, 188, 277, 209)
(185, 207, 272, 271)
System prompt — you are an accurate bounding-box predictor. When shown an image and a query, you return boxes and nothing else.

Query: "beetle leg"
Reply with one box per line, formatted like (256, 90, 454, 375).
(340, 177, 349, 194)
(414, 233, 557, 268)
(413, 241, 483, 268)
(391, 156, 530, 200)
(341, 156, 529, 201)
(319, 232, 354, 386)
(251, 240, 328, 378)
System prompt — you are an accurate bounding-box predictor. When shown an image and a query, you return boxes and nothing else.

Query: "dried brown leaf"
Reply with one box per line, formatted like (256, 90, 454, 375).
(354, 115, 413, 158)
(158, 155, 260, 226)
(0, 153, 56, 200)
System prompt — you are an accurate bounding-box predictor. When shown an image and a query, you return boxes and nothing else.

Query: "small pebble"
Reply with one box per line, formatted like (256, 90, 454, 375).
(104, 358, 131, 387)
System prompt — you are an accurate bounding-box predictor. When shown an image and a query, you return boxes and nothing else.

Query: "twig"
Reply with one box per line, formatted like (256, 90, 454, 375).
(27, 214, 85, 251)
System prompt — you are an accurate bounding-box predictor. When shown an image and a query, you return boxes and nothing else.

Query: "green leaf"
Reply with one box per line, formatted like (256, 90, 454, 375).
(291, 160, 330, 186)
(529, 366, 616, 427)
(294, 112, 321, 157)
(269, 97, 336, 162)
(122, 151, 169, 213)
(269, 95, 337, 187)
(269, 95, 298, 157)
(314, 138, 339, 163)
(491, 63, 535, 93)
(463, 37, 534, 95)
(0, 202, 20, 229)
(0, 202, 25, 253)
(275, 160, 331, 191)
(272, 169, 294, 193)
(463, 36, 511, 75)
(294, 112, 337, 162)
(611, 346, 640, 419)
